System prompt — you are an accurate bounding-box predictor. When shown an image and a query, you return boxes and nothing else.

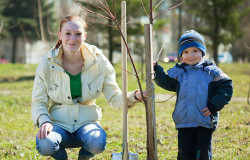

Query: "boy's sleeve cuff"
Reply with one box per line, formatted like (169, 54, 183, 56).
(38, 114, 52, 128)
(154, 62, 159, 70)
(207, 101, 217, 114)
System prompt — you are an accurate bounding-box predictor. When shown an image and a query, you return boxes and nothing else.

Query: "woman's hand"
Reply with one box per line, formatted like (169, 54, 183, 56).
(135, 90, 147, 102)
(37, 122, 53, 140)
(202, 107, 211, 116)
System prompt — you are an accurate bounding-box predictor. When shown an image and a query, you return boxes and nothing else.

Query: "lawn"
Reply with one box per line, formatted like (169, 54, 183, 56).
(0, 62, 249, 159)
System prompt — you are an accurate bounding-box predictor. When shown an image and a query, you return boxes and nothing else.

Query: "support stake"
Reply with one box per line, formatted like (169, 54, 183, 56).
(112, 2, 138, 160)
(144, 24, 157, 160)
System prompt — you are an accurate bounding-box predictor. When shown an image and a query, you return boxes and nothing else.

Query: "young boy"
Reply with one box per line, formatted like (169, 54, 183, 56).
(153, 30, 233, 160)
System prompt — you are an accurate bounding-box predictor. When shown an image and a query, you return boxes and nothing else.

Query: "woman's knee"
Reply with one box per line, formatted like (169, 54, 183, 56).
(36, 131, 62, 156)
(86, 131, 107, 154)
(87, 139, 106, 154)
(77, 123, 106, 154)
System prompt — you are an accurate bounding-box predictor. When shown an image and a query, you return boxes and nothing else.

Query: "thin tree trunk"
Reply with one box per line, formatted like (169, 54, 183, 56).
(38, 0, 46, 42)
(178, 5, 182, 61)
(0, 19, 3, 36)
(11, 36, 17, 63)
(108, 19, 113, 62)
(145, 24, 157, 160)
(212, 0, 219, 65)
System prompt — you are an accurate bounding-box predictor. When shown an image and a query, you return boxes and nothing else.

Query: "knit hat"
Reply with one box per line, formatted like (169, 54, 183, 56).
(178, 30, 206, 56)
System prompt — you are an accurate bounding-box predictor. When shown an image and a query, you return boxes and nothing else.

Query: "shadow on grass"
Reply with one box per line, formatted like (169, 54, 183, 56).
(0, 76, 35, 83)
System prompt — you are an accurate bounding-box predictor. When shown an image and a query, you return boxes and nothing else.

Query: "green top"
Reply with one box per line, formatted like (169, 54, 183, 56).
(66, 71, 82, 99)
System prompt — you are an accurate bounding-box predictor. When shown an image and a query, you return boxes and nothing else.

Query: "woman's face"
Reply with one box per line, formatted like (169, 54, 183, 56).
(181, 47, 203, 65)
(58, 20, 87, 54)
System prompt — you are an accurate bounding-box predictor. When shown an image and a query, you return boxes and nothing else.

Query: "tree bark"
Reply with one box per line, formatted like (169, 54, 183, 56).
(11, 36, 17, 63)
(178, 5, 182, 61)
(145, 24, 157, 160)
(108, 19, 113, 62)
(212, 0, 219, 65)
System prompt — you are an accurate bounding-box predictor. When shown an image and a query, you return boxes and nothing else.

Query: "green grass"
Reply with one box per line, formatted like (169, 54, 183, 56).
(0, 62, 249, 159)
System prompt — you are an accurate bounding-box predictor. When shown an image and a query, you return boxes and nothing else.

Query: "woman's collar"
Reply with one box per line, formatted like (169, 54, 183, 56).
(46, 43, 98, 70)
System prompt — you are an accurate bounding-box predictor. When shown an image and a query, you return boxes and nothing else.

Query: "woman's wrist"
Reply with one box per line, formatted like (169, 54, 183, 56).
(134, 90, 140, 101)
(134, 89, 140, 101)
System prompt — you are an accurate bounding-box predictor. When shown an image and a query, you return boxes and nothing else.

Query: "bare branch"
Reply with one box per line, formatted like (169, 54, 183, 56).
(73, 0, 112, 20)
(155, 93, 176, 103)
(18, 20, 31, 44)
(103, 0, 111, 12)
(79, 12, 116, 28)
(90, 1, 112, 18)
(0, 19, 3, 35)
(153, 0, 164, 12)
(110, 61, 137, 77)
(137, 61, 145, 75)
(97, 0, 109, 11)
(140, 0, 150, 19)
(155, 43, 164, 62)
(153, 0, 185, 21)
(104, 0, 115, 19)
(112, 0, 117, 20)
(127, 18, 134, 25)
(8, 22, 19, 29)
(118, 18, 135, 33)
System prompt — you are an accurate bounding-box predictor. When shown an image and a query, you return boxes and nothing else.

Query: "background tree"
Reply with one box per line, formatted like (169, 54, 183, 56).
(1, 0, 56, 63)
(80, 0, 167, 62)
(231, 0, 250, 62)
(184, 0, 250, 64)
(0, 1, 3, 37)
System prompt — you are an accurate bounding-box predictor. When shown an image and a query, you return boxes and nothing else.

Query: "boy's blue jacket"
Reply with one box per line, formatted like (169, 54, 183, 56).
(154, 60, 233, 131)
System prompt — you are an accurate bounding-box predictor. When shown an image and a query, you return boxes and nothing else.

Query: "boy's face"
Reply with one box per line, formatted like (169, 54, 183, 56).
(181, 47, 203, 65)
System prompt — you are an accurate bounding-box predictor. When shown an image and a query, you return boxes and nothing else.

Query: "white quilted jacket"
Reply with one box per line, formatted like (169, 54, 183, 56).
(31, 43, 138, 133)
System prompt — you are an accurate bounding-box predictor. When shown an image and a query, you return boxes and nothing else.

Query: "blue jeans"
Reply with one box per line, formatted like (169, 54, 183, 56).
(36, 123, 107, 160)
(177, 127, 212, 160)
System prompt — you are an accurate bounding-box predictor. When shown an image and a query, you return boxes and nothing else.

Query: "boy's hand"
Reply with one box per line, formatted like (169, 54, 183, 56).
(202, 107, 211, 116)
(153, 61, 156, 66)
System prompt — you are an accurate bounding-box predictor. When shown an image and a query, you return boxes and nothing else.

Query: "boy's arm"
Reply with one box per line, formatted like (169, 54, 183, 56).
(207, 74, 233, 114)
(154, 62, 179, 92)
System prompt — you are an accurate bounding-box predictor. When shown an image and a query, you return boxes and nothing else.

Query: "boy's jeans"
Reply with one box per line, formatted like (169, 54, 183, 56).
(177, 127, 212, 160)
(36, 123, 107, 160)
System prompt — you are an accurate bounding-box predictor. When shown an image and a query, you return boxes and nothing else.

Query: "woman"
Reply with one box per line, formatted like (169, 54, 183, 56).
(31, 15, 144, 160)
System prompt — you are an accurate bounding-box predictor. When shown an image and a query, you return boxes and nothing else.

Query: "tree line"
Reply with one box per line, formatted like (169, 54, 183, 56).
(0, 0, 249, 63)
